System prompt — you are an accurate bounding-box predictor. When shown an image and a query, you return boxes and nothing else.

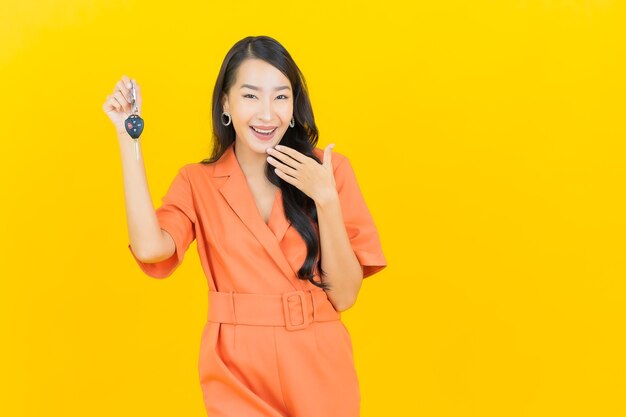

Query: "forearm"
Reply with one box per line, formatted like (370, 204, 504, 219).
(315, 193, 363, 312)
(117, 132, 166, 261)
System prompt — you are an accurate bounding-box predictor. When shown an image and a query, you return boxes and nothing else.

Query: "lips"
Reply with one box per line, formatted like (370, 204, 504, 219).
(251, 126, 277, 134)
(249, 126, 277, 140)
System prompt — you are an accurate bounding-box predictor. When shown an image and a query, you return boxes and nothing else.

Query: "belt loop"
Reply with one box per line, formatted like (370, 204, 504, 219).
(229, 291, 238, 325)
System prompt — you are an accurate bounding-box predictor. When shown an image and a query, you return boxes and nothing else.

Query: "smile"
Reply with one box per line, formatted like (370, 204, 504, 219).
(250, 126, 278, 141)
(250, 126, 277, 135)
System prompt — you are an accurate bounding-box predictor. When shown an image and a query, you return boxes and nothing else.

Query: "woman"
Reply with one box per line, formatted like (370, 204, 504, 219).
(103, 35, 387, 417)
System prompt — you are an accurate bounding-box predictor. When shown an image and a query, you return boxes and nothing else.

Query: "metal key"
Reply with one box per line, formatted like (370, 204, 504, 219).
(124, 80, 144, 160)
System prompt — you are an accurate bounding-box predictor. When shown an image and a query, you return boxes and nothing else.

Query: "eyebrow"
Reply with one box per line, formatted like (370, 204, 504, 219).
(239, 84, 291, 92)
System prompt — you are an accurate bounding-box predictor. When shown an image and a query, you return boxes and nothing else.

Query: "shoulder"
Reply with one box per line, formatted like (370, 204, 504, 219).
(179, 162, 201, 172)
(178, 161, 214, 178)
(165, 163, 216, 192)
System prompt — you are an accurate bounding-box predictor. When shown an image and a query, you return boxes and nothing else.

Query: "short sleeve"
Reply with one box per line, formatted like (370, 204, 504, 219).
(127, 166, 197, 279)
(334, 156, 387, 279)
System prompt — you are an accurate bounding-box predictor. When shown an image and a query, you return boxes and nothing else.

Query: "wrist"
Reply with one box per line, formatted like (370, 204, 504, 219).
(116, 130, 133, 141)
(116, 131, 139, 149)
(314, 190, 340, 210)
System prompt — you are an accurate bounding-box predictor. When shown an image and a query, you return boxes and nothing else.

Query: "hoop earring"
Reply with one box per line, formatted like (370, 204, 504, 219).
(289, 117, 295, 128)
(221, 111, 232, 126)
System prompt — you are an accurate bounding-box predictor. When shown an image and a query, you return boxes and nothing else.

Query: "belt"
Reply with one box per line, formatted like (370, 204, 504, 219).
(207, 290, 341, 331)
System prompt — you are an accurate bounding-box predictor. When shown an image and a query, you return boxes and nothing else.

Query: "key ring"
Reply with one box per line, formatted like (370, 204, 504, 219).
(130, 80, 138, 115)
(123, 78, 145, 160)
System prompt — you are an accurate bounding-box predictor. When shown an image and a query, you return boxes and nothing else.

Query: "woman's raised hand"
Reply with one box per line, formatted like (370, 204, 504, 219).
(102, 75, 142, 134)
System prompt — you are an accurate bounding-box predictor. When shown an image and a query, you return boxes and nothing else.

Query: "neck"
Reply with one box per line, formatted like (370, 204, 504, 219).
(233, 140, 267, 180)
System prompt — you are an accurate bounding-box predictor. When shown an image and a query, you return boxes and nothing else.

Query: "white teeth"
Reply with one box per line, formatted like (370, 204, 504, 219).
(252, 126, 276, 134)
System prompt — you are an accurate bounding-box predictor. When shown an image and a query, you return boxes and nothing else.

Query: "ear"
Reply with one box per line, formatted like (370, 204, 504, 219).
(221, 94, 229, 112)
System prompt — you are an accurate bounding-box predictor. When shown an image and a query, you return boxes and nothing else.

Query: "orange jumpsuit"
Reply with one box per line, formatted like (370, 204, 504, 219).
(128, 142, 387, 416)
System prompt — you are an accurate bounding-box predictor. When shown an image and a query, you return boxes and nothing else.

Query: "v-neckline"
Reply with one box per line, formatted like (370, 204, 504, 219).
(233, 149, 281, 229)
(242, 176, 282, 231)
(219, 143, 290, 242)
(263, 188, 280, 227)
(212, 142, 299, 286)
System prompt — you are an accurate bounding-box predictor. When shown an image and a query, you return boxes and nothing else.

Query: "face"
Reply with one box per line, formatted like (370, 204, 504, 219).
(222, 58, 294, 155)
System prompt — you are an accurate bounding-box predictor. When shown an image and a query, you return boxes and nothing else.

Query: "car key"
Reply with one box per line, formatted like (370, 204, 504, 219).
(124, 80, 144, 160)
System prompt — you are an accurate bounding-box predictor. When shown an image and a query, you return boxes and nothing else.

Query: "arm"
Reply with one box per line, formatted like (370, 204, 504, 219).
(316, 193, 363, 312)
(266, 144, 385, 308)
(117, 131, 173, 262)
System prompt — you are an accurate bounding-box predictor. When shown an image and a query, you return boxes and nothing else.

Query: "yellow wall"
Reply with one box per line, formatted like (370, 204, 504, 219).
(1, 1, 625, 416)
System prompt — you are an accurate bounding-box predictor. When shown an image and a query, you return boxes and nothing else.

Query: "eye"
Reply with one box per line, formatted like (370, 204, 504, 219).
(243, 94, 257, 99)
(277, 94, 289, 99)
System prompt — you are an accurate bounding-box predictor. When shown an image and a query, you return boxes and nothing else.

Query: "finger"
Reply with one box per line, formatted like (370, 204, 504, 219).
(323, 143, 335, 167)
(273, 145, 306, 163)
(103, 94, 123, 113)
(112, 91, 132, 115)
(103, 95, 119, 112)
(268, 147, 301, 168)
(115, 79, 132, 104)
(274, 167, 299, 186)
(121, 75, 132, 89)
(118, 75, 132, 95)
(267, 156, 299, 178)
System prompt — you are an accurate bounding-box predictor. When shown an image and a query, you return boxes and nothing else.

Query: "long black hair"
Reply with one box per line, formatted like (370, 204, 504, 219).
(199, 35, 328, 290)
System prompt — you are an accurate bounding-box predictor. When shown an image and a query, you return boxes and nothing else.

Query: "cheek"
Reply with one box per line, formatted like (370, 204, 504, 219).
(231, 107, 254, 124)
(279, 104, 294, 120)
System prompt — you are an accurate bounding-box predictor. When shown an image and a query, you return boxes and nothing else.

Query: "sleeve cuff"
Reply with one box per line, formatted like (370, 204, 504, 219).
(354, 249, 388, 279)
(127, 219, 187, 279)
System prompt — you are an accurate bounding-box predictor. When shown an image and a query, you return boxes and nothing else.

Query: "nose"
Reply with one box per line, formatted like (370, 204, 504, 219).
(257, 97, 274, 121)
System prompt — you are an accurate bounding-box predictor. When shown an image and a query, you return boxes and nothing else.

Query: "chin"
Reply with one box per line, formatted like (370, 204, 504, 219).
(249, 132, 285, 152)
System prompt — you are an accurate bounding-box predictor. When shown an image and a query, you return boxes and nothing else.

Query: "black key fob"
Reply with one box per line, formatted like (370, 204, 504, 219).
(124, 114, 144, 139)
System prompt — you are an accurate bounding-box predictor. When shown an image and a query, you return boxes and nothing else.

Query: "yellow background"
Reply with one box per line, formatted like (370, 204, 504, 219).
(1, 0, 625, 416)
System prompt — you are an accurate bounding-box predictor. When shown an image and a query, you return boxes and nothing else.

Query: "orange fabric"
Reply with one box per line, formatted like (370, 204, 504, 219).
(206, 290, 342, 329)
(128, 142, 387, 416)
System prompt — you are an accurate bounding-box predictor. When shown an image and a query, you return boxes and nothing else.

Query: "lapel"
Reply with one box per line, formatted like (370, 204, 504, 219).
(212, 143, 300, 286)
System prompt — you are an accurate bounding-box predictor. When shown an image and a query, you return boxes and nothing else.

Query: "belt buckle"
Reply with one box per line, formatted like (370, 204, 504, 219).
(282, 290, 311, 331)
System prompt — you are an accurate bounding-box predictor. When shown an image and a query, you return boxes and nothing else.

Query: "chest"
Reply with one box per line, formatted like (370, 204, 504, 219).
(248, 183, 279, 225)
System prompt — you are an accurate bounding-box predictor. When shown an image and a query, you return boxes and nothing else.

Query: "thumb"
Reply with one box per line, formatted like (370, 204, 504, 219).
(323, 143, 335, 168)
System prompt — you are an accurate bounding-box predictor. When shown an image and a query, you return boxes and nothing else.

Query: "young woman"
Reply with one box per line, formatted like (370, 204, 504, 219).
(103, 35, 387, 417)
